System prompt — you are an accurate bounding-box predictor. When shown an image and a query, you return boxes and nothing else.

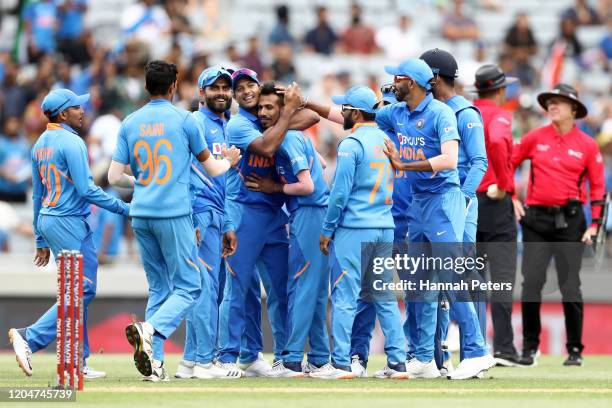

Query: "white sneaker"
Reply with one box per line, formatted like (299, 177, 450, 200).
(125, 322, 155, 376)
(142, 360, 169, 382)
(83, 366, 107, 379)
(405, 358, 441, 379)
(240, 353, 273, 377)
(440, 358, 454, 376)
(8, 329, 32, 376)
(302, 362, 321, 377)
(175, 360, 195, 379)
(374, 365, 410, 379)
(308, 363, 355, 380)
(193, 361, 242, 379)
(447, 354, 496, 380)
(350, 355, 368, 378)
(269, 361, 304, 378)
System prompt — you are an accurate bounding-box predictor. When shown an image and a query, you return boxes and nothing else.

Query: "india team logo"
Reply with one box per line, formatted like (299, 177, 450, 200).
(416, 119, 425, 129)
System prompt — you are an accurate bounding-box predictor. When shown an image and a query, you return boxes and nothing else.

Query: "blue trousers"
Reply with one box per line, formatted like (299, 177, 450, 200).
(183, 210, 223, 364)
(26, 215, 98, 360)
(132, 215, 202, 361)
(283, 206, 330, 365)
(218, 204, 288, 363)
(330, 227, 405, 368)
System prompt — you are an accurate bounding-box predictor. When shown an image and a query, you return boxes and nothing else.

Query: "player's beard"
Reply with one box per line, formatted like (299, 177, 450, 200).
(206, 95, 232, 113)
(343, 114, 355, 130)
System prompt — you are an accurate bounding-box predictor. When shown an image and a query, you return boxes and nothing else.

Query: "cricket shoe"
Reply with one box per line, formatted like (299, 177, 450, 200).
(308, 363, 355, 380)
(125, 322, 155, 376)
(563, 348, 583, 367)
(240, 353, 274, 377)
(142, 360, 169, 382)
(175, 360, 195, 379)
(494, 351, 520, 367)
(439, 358, 454, 376)
(405, 358, 441, 379)
(447, 354, 495, 380)
(83, 366, 107, 379)
(350, 355, 368, 378)
(374, 362, 409, 379)
(8, 328, 32, 376)
(302, 362, 324, 377)
(193, 362, 242, 379)
(516, 349, 540, 367)
(269, 361, 304, 378)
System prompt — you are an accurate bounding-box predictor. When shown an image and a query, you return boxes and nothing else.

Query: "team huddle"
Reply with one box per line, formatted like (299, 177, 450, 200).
(9, 46, 603, 383)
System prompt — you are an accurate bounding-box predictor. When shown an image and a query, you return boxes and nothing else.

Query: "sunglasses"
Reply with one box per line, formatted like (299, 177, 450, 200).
(393, 75, 412, 84)
(341, 105, 362, 113)
(231, 68, 258, 80)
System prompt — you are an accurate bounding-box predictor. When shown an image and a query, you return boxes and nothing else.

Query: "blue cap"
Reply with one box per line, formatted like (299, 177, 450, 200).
(331, 86, 378, 114)
(231, 68, 259, 91)
(198, 67, 233, 89)
(41, 89, 89, 117)
(384, 59, 434, 90)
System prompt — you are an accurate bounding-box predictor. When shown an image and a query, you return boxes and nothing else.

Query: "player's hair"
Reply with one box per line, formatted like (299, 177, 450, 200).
(362, 111, 376, 121)
(438, 75, 455, 88)
(145, 60, 178, 96)
(259, 81, 284, 106)
(47, 113, 61, 123)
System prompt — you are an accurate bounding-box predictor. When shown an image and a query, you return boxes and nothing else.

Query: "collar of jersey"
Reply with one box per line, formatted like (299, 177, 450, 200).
(473, 98, 497, 108)
(410, 93, 434, 114)
(238, 107, 258, 122)
(47, 122, 78, 135)
(351, 122, 378, 133)
(200, 106, 229, 123)
(148, 98, 171, 105)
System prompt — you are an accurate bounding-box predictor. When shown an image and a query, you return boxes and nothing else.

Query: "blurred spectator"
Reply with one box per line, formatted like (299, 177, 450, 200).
(56, 0, 89, 65)
(504, 12, 538, 87)
(562, 0, 602, 26)
(224, 43, 242, 67)
(555, 16, 584, 60)
(0, 116, 30, 203)
(270, 43, 296, 84)
(120, 0, 171, 60)
(600, 12, 612, 71)
(441, 0, 480, 41)
(23, 0, 58, 62)
(375, 14, 422, 61)
(0, 60, 28, 124)
(268, 5, 294, 47)
(340, 2, 377, 54)
(304, 6, 337, 55)
(241, 36, 265, 74)
(457, 42, 487, 91)
(88, 96, 122, 166)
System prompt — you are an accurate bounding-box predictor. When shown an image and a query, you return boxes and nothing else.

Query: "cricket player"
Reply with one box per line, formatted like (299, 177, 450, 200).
(244, 82, 331, 377)
(381, 58, 494, 380)
(174, 67, 235, 379)
(420, 48, 488, 373)
(9, 88, 130, 379)
(107, 60, 240, 381)
(217, 69, 317, 376)
(315, 85, 407, 380)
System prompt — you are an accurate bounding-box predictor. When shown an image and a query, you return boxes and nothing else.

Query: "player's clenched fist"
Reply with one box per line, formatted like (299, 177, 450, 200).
(283, 82, 303, 113)
(319, 234, 331, 256)
(222, 145, 242, 166)
(222, 231, 238, 258)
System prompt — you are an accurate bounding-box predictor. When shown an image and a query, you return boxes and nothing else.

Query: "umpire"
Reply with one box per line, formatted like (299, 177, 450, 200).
(472, 65, 520, 367)
(512, 83, 606, 367)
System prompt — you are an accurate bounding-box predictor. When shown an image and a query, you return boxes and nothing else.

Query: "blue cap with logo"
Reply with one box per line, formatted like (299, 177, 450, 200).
(331, 85, 378, 114)
(198, 67, 233, 89)
(41, 89, 90, 117)
(231, 68, 260, 91)
(384, 59, 434, 90)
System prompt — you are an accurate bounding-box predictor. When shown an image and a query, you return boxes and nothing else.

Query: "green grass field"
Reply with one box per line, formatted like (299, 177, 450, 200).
(1, 353, 611, 407)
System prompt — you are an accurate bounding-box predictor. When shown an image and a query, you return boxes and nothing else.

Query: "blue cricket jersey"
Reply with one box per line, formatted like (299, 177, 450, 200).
(376, 93, 461, 194)
(32, 123, 129, 248)
(274, 130, 329, 213)
(322, 123, 394, 237)
(226, 107, 285, 208)
(190, 107, 228, 215)
(446, 95, 487, 197)
(112, 99, 208, 218)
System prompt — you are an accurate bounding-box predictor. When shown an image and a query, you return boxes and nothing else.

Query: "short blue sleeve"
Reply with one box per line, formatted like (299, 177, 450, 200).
(184, 114, 208, 156)
(375, 104, 396, 135)
(436, 105, 460, 144)
(112, 124, 129, 164)
(281, 132, 309, 176)
(227, 117, 262, 150)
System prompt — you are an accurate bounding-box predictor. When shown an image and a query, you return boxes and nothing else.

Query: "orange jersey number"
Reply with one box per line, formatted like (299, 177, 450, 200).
(134, 139, 173, 185)
(369, 161, 394, 204)
(39, 163, 61, 206)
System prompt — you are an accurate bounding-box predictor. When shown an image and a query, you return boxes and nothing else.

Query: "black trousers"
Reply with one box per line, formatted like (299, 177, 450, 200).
(520, 206, 586, 354)
(476, 193, 518, 355)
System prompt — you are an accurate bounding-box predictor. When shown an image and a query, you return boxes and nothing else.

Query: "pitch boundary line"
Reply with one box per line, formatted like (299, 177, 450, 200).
(86, 386, 612, 394)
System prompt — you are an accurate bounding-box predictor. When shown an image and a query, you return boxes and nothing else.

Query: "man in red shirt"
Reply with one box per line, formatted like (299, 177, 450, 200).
(512, 83, 606, 367)
(473, 64, 521, 367)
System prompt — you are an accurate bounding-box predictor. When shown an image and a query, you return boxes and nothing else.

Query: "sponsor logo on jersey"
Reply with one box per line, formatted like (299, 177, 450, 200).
(536, 144, 550, 152)
(568, 149, 583, 159)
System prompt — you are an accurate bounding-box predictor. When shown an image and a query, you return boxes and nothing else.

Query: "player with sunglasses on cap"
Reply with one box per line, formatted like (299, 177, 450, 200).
(9, 88, 130, 380)
(381, 58, 495, 380)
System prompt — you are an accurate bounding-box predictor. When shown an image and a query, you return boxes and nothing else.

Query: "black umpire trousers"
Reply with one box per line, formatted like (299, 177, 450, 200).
(476, 193, 518, 355)
(520, 205, 586, 354)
